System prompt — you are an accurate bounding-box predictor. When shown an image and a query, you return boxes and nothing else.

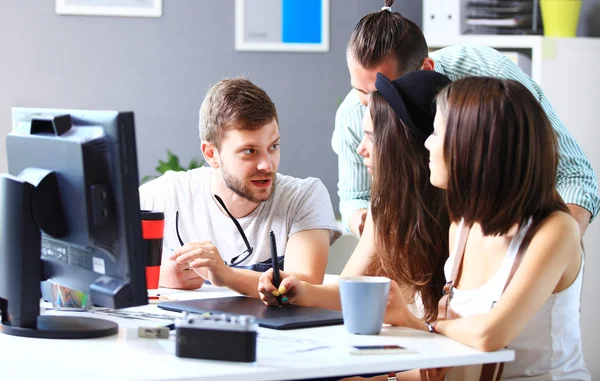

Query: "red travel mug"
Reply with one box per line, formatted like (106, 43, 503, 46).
(141, 210, 164, 290)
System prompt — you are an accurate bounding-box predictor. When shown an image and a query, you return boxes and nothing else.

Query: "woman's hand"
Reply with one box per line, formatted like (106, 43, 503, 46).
(258, 269, 306, 306)
(384, 280, 416, 327)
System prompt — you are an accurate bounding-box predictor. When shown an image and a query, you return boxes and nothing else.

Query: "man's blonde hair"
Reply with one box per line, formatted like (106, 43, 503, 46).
(199, 78, 278, 149)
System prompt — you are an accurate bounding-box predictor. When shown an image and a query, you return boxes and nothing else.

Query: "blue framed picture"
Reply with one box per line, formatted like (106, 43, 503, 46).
(235, 0, 329, 52)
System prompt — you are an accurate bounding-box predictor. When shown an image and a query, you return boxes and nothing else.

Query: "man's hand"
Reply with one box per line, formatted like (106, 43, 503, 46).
(159, 252, 205, 290)
(566, 204, 591, 238)
(350, 208, 368, 238)
(170, 241, 234, 287)
(258, 269, 306, 306)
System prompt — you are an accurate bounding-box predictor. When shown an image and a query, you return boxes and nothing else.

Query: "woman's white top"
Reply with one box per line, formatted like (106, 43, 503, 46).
(445, 219, 590, 381)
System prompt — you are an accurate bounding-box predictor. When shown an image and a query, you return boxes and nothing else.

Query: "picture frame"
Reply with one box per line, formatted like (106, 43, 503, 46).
(56, 0, 163, 18)
(235, 0, 329, 52)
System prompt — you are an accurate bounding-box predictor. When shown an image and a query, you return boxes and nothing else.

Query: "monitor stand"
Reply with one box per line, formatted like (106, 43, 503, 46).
(0, 170, 118, 339)
(1, 315, 118, 339)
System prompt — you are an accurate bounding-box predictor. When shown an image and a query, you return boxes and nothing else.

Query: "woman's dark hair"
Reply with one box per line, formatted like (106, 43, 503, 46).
(366, 91, 449, 323)
(348, 0, 429, 75)
(436, 77, 568, 235)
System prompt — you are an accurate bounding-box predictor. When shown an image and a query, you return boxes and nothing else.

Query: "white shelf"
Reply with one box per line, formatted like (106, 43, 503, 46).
(426, 36, 600, 85)
(427, 35, 544, 49)
(427, 35, 600, 51)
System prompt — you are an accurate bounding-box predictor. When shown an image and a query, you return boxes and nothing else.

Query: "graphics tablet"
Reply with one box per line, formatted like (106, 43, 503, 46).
(158, 296, 343, 330)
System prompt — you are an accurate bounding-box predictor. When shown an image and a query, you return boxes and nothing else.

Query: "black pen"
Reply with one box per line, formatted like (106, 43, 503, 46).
(269, 230, 282, 306)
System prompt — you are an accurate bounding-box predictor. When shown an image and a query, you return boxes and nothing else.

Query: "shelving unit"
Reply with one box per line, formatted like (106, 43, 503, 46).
(428, 35, 598, 82)
(423, 1, 542, 41)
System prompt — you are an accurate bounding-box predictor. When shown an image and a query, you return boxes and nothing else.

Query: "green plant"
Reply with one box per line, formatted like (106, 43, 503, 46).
(141, 149, 205, 184)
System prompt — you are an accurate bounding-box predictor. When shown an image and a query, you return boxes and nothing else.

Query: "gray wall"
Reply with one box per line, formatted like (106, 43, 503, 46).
(0, 0, 421, 215)
(580, 0, 600, 36)
(0, 1, 596, 210)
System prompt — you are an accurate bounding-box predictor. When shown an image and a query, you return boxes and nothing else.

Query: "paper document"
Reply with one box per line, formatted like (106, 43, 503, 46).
(257, 330, 340, 358)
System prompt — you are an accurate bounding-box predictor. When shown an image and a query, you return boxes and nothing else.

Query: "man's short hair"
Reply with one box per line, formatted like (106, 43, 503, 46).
(199, 78, 278, 149)
(348, 0, 428, 75)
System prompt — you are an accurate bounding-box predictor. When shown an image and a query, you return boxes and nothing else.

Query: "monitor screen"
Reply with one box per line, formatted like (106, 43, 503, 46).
(0, 108, 147, 339)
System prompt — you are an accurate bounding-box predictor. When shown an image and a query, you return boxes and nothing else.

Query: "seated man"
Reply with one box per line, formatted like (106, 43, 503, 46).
(140, 78, 341, 296)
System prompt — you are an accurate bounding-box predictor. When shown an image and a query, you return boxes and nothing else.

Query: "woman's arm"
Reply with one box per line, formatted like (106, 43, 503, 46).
(295, 213, 379, 309)
(258, 213, 378, 309)
(434, 212, 582, 351)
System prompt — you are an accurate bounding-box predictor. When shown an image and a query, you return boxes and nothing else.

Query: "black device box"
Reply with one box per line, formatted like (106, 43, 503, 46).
(175, 313, 257, 362)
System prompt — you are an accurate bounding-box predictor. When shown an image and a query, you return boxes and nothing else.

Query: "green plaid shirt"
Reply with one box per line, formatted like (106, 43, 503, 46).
(333, 45, 599, 232)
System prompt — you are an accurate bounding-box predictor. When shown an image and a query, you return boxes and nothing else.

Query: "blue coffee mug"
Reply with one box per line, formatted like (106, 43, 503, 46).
(339, 276, 391, 335)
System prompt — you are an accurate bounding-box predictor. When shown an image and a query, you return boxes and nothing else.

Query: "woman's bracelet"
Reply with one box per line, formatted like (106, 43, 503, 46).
(425, 321, 437, 333)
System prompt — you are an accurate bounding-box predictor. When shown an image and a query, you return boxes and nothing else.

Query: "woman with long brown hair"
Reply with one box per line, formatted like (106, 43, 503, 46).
(386, 77, 590, 380)
(365, 80, 449, 323)
(257, 70, 452, 327)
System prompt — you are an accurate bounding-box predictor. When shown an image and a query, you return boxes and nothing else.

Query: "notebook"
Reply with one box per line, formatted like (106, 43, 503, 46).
(158, 296, 344, 330)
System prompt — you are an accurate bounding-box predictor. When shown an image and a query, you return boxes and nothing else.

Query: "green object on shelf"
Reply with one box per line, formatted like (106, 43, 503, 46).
(141, 150, 205, 184)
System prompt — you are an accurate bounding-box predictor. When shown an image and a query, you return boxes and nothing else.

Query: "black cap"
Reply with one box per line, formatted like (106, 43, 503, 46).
(375, 71, 452, 140)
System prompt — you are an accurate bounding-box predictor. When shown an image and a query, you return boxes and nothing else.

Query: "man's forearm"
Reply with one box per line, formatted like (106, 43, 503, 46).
(567, 204, 591, 237)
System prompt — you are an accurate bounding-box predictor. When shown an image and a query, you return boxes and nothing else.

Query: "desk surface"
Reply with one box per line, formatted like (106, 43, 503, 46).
(0, 285, 514, 381)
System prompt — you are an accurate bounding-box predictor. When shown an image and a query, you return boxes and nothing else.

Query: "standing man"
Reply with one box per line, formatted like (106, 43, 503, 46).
(141, 78, 341, 296)
(335, 0, 599, 238)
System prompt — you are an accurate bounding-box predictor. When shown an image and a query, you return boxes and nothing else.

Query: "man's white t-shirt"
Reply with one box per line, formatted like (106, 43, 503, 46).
(139, 167, 342, 268)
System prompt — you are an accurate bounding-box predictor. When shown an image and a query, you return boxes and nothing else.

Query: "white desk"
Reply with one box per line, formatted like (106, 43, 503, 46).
(0, 286, 514, 381)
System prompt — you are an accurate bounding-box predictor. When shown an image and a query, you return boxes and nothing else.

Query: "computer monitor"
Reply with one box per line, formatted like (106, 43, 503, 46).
(0, 108, 147, 339)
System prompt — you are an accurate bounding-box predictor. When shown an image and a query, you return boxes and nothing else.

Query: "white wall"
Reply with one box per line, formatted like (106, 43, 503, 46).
(539, 38, 600, 378)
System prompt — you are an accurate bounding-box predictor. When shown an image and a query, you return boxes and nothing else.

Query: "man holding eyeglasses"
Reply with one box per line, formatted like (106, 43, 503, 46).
(139, 78, 342, 297)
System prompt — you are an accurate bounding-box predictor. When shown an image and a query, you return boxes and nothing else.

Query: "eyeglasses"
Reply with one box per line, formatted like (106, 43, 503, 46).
(175, 195, 254, 267)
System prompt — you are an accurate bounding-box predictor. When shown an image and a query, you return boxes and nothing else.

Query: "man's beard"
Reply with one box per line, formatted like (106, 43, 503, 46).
(221, 167, 276, 203)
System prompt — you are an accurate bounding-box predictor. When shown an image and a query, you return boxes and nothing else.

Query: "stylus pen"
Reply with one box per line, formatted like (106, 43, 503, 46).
(269, 230, 282, 306)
